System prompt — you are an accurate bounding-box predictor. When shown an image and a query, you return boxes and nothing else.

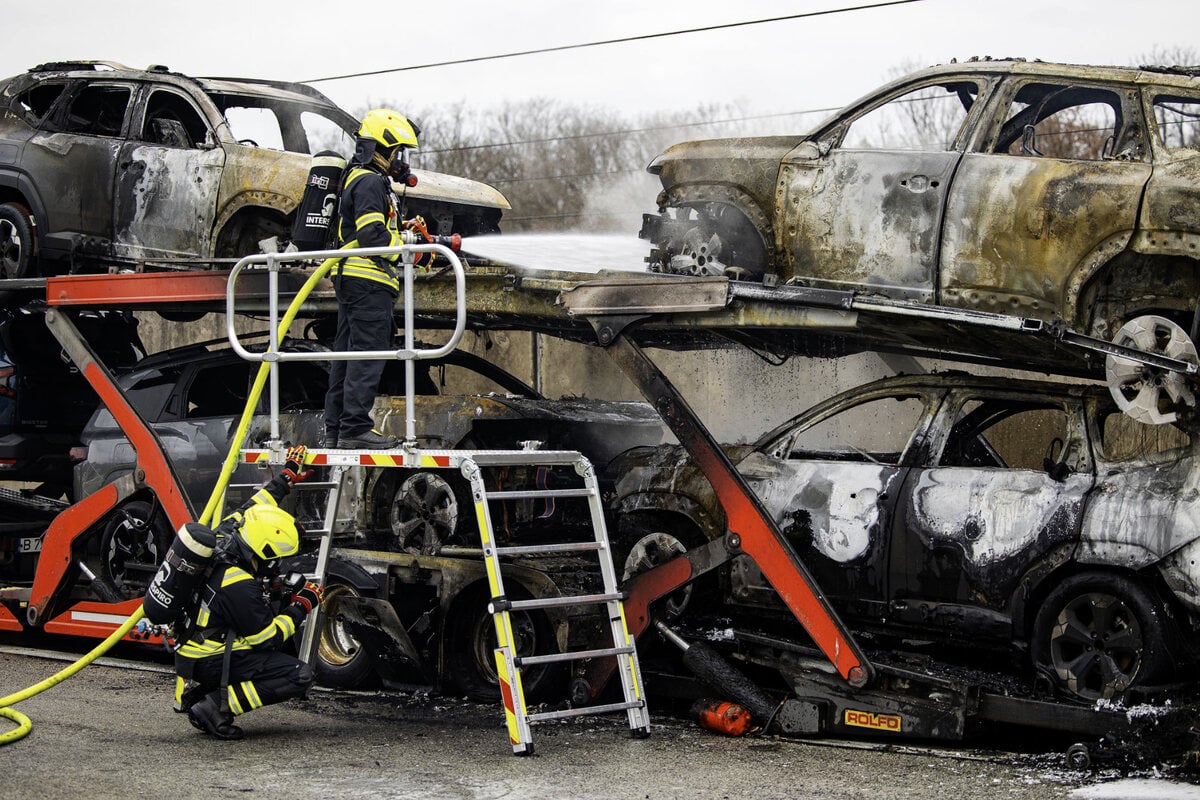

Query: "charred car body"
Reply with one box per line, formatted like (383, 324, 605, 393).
(67, 334, 662, 697)
(612, 372, 1200, 702)
(642, 59, 1200, 342)
(0, 61, 508, 276)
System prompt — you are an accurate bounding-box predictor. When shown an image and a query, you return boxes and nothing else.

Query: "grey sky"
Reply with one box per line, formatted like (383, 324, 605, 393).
(4, 1, 1197, 127)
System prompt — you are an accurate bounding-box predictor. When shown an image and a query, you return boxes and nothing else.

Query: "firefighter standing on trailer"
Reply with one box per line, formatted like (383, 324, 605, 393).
(322, 108, 421, 450)
(174, 445, 320, 740)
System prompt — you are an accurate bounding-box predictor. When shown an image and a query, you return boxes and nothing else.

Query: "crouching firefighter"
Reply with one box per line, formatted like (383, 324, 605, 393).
(167, 445, 320, 740)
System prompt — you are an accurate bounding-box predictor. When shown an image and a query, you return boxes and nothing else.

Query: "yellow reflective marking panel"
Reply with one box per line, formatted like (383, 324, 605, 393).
(844, 709, 902, 733)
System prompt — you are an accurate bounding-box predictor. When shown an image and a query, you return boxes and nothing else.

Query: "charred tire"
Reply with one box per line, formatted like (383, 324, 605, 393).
(1031, 571, 1177, 702)
(0, 202, 36, 279)
(283, 555, 381, 689)
(445, 583, 558, 702)
(650, 204, 767, 282)
(613, 515, 713, 619)
(99, 500, 173, 598)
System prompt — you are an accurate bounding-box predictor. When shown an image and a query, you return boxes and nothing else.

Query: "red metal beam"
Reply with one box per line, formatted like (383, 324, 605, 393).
(0, 603, 22, 631)
(25, 311, 195, 627)
(45, 271, 234, 306)
(42, 599, 148, 638)
(605, 335, 872, 688)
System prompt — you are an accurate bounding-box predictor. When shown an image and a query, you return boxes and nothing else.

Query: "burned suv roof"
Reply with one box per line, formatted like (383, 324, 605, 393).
(641, 58, 1200, 385)
(0, 60, 509, 277)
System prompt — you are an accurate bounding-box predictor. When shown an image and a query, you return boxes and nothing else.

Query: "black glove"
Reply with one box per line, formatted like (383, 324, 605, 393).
(283, 445, 314, 485)
(290, 580, 324, 615)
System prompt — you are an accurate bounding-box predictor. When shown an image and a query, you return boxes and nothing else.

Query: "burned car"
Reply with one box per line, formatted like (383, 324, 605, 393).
(70, 335, 663, 697)
(642, 59, 1200, 342)
(0, 61, 508, 276)
(75, 335, 663, 571)
(611, 372, 1200, 702)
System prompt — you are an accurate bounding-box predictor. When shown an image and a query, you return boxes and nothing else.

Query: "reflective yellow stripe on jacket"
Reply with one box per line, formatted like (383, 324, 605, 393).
(338, 167, 402, 290)
(176, 566, 298, 659)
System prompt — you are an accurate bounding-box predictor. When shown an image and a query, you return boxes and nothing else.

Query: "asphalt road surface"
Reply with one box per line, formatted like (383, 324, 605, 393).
(1, 647, 1198, 800)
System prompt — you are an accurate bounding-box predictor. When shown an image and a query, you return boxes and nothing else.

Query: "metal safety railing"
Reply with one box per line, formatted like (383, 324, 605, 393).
(224, 243, 466, 450)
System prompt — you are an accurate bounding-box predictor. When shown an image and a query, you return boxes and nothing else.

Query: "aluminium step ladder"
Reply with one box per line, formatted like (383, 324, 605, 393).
(242, 444, 653, 755)
(461, 449, 651, 756)
(226, 243, 650, 754)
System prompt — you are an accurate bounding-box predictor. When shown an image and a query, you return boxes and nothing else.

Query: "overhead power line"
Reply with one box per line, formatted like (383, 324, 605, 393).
(304, 0, 927, 84)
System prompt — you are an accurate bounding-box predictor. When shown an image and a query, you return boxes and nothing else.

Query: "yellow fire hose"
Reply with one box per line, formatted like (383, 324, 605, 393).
(0, 258, 336, 746)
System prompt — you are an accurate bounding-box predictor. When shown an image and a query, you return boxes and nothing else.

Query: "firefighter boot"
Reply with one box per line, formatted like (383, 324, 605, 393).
(338, 429, 399, 450)
(188, 696, 245, 740)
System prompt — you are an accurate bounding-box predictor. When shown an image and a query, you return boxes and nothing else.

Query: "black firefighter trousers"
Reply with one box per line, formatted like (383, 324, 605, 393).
(323, 274, 398, 440)
(176, 649, 313, 716)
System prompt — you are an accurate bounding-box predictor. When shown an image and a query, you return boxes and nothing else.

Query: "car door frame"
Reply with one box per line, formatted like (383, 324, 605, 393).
(112, 83, 225, 261)
(939, 76, 1152, 323)
(890, 386, 1094, 640)
(729, 384, 946, 619)
(778, 74, 997, 303)
(25, 77, 136, 259)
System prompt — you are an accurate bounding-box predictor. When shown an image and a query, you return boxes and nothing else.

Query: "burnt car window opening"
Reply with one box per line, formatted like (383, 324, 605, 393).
(1152, 94, 1200, 151)
(55, 84, 131, 137)
(210, 94, 354, 155)
(300, 111, 353, 156)
(141, 89, 209, 149)
(117, 368, 179, 423)
(996, 84, 1122, 160)
(14, 81, 67, 126)
(1098, 407, 1193, 462)
(221, 104, 284, 149)
(841, 81, 979, 151)
(941, 400, 1069, 470)
(787, 395, 926, 465)
(185, 362, 252, 419)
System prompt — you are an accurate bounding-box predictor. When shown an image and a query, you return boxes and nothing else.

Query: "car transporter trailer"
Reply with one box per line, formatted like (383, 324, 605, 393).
(0, 256, 1196, 764)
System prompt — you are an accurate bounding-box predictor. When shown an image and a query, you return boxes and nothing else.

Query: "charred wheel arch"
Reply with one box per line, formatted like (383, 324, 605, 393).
(642, 186, 774, 282)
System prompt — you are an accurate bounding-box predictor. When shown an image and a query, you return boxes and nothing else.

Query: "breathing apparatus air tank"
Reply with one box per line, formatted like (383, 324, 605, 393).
(289, 150, 348, 251)
(143, 522, 218, 627)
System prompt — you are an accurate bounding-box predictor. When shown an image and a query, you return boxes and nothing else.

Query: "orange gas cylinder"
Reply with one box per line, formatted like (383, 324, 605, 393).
(690, 699, 753, 737)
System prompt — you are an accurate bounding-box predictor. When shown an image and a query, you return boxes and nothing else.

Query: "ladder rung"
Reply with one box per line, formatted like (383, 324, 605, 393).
(485, 488, 595, 501)
(508, 593, 623, 611)
(517, 646, 634, 666)
(527, 700, 645, 724)
(494, 542, 602, 556)
(469, 451, 585, 467)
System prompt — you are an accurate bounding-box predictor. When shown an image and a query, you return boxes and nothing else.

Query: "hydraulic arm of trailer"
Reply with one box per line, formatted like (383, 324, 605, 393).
(587, 333, 873, 691)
